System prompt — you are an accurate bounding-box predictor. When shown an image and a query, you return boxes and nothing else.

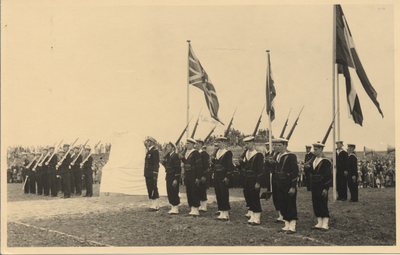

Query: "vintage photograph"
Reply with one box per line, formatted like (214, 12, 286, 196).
(1, 0, 397, 254)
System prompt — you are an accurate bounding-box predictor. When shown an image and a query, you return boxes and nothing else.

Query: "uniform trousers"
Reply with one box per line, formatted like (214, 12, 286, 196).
(242, 174, 250, 208)
(84, 172, 93, 196)
(348, 178, 358, 202)
(272, 175, 280, 211)
(48, 173, 57, 196)
(36, 173, 43, 195)
(311, 183, 330, 217)
(184, 171, 200, 208)
(199, 180, 207, 201)
(73, 170, 82, 195)
(145, 177, 159, 199)
(244, 177, 262, 212)
(24, 176, 30, 193)
(214, 173, 230, 211)
(29, 175, 36, 193)
(62, 172, 71, 198)
(276, 180, 298, 221)
(336, 172, 348, 200)
(166, 173, 180, 206)
(42, 173, 49, 196)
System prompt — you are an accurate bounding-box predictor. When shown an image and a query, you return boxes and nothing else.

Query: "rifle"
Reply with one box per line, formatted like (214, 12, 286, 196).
(80, 140, 101, 168)
(204, 123, 218, 143)
(71, 139, 89, 165)
(45, 140, 64, 164)
(321, 110, 338, 144)
(56, 138, 79, 169)
(279, 108, 292, 138)
(285, 105, 305, 140)
(252, 104, 266, 137)
(175, 116, 194, 146)
(26, 155, 38, 169)
(190, 108, 202, 139)
(32, 153, 45, 171)
(224, 107, 237, 138)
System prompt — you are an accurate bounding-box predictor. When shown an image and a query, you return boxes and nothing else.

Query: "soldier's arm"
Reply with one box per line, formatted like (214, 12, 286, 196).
(289, 154, 299, 188)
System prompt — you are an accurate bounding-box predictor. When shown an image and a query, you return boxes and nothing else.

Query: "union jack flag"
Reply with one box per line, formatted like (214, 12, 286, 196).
(188, 44, 223, 125)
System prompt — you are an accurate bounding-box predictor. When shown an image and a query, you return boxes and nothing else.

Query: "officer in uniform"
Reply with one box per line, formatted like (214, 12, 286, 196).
(307, 142, 332, 231)
(45, 146, 58, 197)
(180, 138, 203, 216)
(211, 136, 234, 220)
(239, 136, 264, 225)
(161, 142, 181, 214)
(70, 146, 83, 196)
(274, 138, 299, 234)
(81, 145, 94, 197)
(336, 141, 349, 201)
(144, 136, 160, 211)
(304, 145, 314, 191)
(195, 138, 210, 212)
(347, 143, 358, 202)
(57, 144, 72, 198)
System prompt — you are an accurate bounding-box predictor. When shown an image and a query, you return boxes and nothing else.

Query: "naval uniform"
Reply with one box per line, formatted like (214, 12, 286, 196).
(26, 160, 36, 194)
(181, 149, 202, 208)
(82, 155, 93, 197)
(47, 154, 58, 197)
(71, 154, 83, 195)
(275, 152, 299, 222)
(35, 160, 44, 195)
(199, 149, 210, 202)
(336, 148, 349, 200)
(60, 153, 73, 198)
(304, 151, 314, 191)
(348, 153, 358, 202)
(309, 156, 332, 218)
(42, 156, 50, 196)
(241, 149, 264, 213)
(212, 148, 234, 211)
(163, 151, 181, 206)
(268, 152, 280, 211)
(144, 146, 159, 199)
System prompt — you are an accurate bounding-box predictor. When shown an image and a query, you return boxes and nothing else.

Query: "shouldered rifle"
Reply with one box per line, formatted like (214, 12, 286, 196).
(56, 138, 79, 169)
(37, 149, 52, 167)
(80, 140, 101, 168)
(32, 153, 45, 171)
(252, 104, 266, 137)
(203, 123, 218, 143)
(224, 107, 237, 138)
(71, 139, 89, 166)
(190, 108, 202, 139)
(321, 110, 338, 144)
(45, 140, 64, 165)
(175, 116, 194, 147)
(279, 108, 292, 138)
(285, 105, 305, 140)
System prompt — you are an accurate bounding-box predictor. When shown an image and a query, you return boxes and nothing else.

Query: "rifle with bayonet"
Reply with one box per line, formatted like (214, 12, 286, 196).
(321, 110, 338, 144)
(190, 109, 202, 139)
(252, 104, 266, 137)
(175, 116, 194, 147)
(279, 108, 292, 138)
(80, 140, 101, 169)
(203, 123, 218, 143)
(224, 107, 237, 138)
(45, 140, 64, 165)
(70, 139, 89, 166)
(285, 105, 305, 140)
(56, 138, 79, 169)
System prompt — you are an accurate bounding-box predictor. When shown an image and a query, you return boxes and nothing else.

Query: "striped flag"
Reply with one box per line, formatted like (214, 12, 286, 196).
(188, 44, 223, 124)
(336, 4, 384, 120)
(338, 64, 363, 126)
(266, 52, 276, 121)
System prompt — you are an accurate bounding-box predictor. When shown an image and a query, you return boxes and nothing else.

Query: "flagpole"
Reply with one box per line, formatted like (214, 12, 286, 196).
(187, 40, 191, 140)
(266, 50, 273, 153)
(332, 5, 337, 202)
(337, 71, 340, 140)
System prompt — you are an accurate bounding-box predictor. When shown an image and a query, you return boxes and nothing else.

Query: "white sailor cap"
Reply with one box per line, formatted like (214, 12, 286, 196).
(335, 140, 343, 144)
(312, 142, 325, 148)
(186, 138, 197, 144)
(145, 136, 157, 144)
(347, 143, 356, 148)
(272, 138, 288, 143)
(243, 136, 255, 142)
(215, 136, 227, 142)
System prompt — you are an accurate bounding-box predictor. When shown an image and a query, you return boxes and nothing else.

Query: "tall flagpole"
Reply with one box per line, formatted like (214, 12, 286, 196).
(266, 50, 273, 153)
(337, 71, 340, 140)
(187, 40, 191, 140)
(332, 6, 337, 202)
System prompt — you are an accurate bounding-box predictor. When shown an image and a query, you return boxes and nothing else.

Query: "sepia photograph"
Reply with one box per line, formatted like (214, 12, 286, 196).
(1, 0, 398, 254)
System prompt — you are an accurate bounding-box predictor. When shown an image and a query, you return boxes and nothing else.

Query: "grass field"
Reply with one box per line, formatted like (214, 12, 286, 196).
(6, 182, 396, 247)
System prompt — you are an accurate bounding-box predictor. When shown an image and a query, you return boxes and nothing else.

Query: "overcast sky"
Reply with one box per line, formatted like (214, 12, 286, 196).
(1, 1, 396, 152)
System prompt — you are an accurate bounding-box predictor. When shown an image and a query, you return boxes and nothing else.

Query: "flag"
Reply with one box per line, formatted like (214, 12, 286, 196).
(338, 64, 363, 126)
(188, 44, 223, 125)
(266, 52, 276, 121)
(336, 4, 384, 118)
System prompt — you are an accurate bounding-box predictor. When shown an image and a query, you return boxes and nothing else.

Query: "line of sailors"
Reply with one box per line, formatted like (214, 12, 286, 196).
(143, 135, 335, 234)
(21, 144, 94, 198)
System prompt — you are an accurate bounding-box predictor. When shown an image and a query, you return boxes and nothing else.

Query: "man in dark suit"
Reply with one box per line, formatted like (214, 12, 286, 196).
(347, 143, 358, 202)
(144, 136, 160, 211)
(336, 141, 348, 201)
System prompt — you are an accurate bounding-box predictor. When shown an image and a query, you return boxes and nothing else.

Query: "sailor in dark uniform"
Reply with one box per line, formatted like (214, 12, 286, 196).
(304, 145, 314, 191)
(35, 152, 44, 195)
(265, 141, 283, 222)
(39, 148, 50, 196)
(144, 136, 160, 211)
(81, 145, 94, 197)
(45, 146, 58, 197)
(347, 143, 358, 202)
(25, 153, 37, 194)
(70, 146, 83, 196)
(336, 141, 349, 201)
(195, 139, 210, 212)
(211, 137, 234, 220)
(162, 142, 181, 214)
(274, 138, 299, 234)
(239, 136, 264, 225)
(307, 142, 332, 231)
(57, 144, 72, 198)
